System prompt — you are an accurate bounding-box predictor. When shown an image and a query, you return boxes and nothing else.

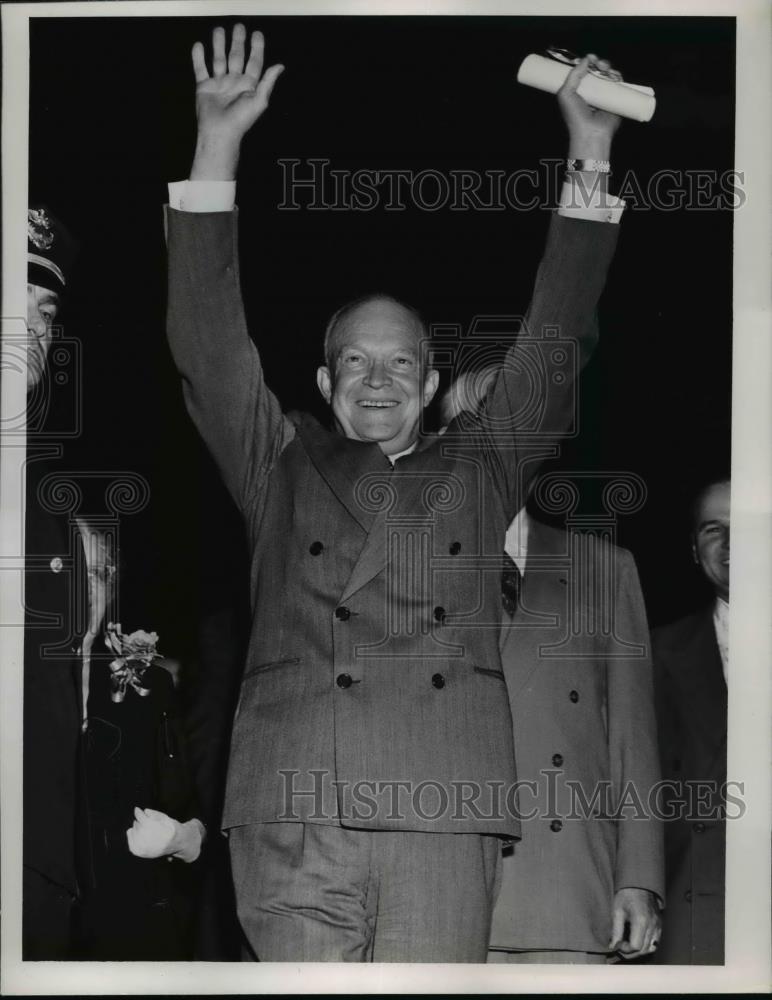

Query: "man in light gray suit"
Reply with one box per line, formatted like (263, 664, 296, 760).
(441, 375, 664, 964)
(166, 23, 627, 961)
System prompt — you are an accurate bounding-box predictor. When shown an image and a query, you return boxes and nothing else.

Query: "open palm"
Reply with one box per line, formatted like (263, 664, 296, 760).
(193, 24, 284, 143)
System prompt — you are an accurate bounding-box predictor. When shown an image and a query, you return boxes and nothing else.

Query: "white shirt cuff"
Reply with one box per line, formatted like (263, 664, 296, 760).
(168, 180, 236, 212)
(557, 177, 625, 225)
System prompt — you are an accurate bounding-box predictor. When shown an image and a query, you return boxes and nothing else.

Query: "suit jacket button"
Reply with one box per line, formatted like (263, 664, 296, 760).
(552, 753, 564, 767)
(50, 557, 63, 573)
(336, 673, 353, 689)
(335, 606, 351, 621)
(569, 690, 579, 703)
(694, 821, 706, 833)
(309, 541, 324, 556)
(550, 820, 563, 833)
(431, 673, 445, 689)
(449, 542, 461, 555)
(433, 606, 446, 623)
(684, 890, 692, 903)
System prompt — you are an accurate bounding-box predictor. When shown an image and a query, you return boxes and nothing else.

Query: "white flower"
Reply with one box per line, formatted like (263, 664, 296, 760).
(104, 622, 161, 663)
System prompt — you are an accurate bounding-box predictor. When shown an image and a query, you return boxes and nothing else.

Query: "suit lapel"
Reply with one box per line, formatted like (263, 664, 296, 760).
(296, 415, 390, 534)
(499, 519, 567, 697)
(672, 608, 728, 762)
(338, 445, 442, 606)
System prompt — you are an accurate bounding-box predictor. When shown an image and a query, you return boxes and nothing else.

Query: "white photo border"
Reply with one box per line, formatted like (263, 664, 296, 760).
(2, 0, 770, 994)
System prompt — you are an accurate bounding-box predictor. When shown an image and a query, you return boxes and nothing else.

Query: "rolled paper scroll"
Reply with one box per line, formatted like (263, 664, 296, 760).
(517, 53, 656, 123)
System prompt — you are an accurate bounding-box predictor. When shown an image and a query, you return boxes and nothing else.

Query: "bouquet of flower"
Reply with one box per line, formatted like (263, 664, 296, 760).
(105, 622, 162, 703)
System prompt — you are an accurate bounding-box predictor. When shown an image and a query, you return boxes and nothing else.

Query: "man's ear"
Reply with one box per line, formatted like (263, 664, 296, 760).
(422, 368, 440, 408)
(317, 366, 333, 404)
(690, 537, 699, 564)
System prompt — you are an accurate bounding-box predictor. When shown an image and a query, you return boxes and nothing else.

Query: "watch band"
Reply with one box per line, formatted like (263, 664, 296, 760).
(566, 158, 611, 173)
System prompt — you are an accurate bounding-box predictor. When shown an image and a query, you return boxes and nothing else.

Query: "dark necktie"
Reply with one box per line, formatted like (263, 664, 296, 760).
(501, 552, 522, 618)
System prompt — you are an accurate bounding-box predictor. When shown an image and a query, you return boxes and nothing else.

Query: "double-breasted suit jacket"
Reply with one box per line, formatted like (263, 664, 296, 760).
(166, 207, 619, 837)
(489, 518, 664, 952)
(652, 607, 727, 964)
(23, 460, 87, 899)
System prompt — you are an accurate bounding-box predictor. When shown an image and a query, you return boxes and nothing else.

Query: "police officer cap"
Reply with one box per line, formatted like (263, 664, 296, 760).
(27, 205, 78, 296)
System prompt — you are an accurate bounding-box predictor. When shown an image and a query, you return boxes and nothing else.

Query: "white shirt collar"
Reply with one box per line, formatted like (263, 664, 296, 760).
(713, 596, 729, 684)
(504, 507, 529, 576)
(387, 441, 419, 465)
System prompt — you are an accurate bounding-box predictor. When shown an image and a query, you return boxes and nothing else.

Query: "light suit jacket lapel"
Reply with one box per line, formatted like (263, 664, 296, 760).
(499, 518, 568, 698)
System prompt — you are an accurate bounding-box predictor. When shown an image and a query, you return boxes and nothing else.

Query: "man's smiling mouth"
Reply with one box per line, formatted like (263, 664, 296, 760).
(358, 400, 399, 408)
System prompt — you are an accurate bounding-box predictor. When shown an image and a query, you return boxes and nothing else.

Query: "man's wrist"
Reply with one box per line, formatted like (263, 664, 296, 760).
(568, 134, 612, 162)
(170, 818, 205, 863)
(567, 169, 610, 196)
(190, 133, 241, 181)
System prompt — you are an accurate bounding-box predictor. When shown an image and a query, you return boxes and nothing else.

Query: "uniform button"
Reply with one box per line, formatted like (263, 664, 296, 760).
(569, 690, 579, 703)
(694, 822, 706, 833)
(449, 541, 461, 555)
(552, 753, 564, 767)
(433, 606, 446, 623)
(550, 820, 563, 833)
(50, 557, 63, 573)
(336, 673, 353, 689)
(309, 541, 324, 556)
(431, 673, 445, 689)
(335, 606, 351, 621)
(684, 890, 692, 903)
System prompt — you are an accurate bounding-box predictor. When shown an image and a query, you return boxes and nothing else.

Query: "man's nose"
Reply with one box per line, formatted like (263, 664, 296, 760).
(364, 359, 392, 388)
(28, 313, 47, 341)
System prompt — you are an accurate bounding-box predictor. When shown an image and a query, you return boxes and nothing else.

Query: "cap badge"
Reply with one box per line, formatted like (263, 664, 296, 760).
(28, 208, 55, 250)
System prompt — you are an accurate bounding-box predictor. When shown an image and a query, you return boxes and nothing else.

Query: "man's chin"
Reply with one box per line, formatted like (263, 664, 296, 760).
(345, 417, 405, 442)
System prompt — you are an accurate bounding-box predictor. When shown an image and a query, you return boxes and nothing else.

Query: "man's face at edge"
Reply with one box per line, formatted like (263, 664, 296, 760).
(316, 299, 439, 457)
(691, 480, 731, 602)
(26, 283, 60, 390)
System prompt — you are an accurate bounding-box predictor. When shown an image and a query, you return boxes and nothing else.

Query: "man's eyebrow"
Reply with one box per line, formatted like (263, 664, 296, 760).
(697, 518, 726, 531)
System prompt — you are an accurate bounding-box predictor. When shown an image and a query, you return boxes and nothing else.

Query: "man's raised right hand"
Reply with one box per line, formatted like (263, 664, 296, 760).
(190, 23, 284, 181)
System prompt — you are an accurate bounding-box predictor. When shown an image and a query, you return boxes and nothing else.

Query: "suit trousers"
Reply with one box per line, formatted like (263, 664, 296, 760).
(488, 948, 607, 964)
(229, 821, 501, 962)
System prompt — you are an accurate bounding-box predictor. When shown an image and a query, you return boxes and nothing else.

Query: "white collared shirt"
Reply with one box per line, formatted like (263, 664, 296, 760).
(387, 441, 418, 465)
(713, 596, 729, 684)
(167, 176, 626, 224)
(504, 507, 529, 577)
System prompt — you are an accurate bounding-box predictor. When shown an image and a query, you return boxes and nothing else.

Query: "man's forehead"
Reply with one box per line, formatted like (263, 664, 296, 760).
(695, 483, 731, 525)
(335, 303, 423, 350)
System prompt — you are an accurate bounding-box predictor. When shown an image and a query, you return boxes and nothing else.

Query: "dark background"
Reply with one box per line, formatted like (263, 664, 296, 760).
(28, 14, 735, 638)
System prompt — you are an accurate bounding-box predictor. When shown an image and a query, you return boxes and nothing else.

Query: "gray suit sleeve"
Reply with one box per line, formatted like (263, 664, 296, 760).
(165, 207, 295, 512)
(607, 547, 666, 903)
(459, 213, 619, 520)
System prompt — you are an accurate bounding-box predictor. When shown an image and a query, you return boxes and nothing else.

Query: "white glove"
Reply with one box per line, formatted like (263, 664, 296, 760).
(126, 806, 205, 863)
